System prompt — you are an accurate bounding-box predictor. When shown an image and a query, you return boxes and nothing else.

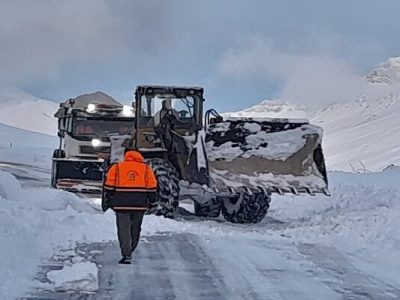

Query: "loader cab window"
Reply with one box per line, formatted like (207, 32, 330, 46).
(139, 94, 196, 127)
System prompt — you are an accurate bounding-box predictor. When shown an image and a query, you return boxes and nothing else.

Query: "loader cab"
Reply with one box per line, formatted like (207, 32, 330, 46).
(134, 86, 204, 150)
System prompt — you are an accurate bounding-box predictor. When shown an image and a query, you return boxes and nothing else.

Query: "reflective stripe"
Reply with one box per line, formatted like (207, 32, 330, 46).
(104, 185, 156, 193)
(114, 188, 157, 192)
(114, 207, 148, 211)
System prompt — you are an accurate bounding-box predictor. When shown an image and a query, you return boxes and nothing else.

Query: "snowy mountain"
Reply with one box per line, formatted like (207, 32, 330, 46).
(0, 122, 57, 167)
(0, 88, 58, 136)
(226, 57, 400, 172)
(366, 57, 400, 84)
(224, 99, 309, 119)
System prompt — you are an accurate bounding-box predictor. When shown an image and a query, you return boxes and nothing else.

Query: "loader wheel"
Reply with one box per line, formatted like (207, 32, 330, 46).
(146, 158, 180, 218)
(221, 192, 270, 224)
(194, 197, 221, 218)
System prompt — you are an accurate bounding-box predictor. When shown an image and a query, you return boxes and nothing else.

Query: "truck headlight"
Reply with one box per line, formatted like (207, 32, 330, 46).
(87, 103, 96, 113)
(122, 105, 133, 116)
(91, 139, 101, 147)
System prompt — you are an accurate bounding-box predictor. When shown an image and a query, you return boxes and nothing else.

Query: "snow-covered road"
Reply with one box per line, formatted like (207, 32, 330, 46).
(24, 234, 400, 299)
(1, 160, 399, 299)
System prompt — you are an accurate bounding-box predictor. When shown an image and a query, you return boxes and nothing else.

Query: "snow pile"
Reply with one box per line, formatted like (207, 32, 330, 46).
(47, 262, 99, 293)
(0, 170, 116, 299)
(0, 87, 58, 136)
(207, 122, 319, 162)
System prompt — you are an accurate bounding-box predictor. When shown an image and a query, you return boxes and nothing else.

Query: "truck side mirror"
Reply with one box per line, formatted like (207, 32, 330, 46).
(58, 119, 65, 131)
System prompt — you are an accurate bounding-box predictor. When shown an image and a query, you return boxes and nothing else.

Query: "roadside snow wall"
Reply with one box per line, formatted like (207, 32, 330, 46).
(0, 171, 116, 299)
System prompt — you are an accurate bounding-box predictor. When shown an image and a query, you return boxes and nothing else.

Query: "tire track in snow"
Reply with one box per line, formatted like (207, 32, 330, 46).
(298, 243, 400, 299)
(199, 237, 298, 300)
(198, 236, 346, 300)
(159, 233, 228, 299)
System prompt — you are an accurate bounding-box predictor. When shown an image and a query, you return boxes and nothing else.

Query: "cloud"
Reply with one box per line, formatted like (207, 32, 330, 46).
(0, 1, 126, 85)
(0, 1, 174, 89)
(1, 1, 400, 109)
(217, 37, 400, 107)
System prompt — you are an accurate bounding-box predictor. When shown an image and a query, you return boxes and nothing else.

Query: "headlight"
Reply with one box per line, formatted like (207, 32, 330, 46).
(87, 103, 96, 113)
(91, 139, 101, 147)
(122, 105, 133, 116)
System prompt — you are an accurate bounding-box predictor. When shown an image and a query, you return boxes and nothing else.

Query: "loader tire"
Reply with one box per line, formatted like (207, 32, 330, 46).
(194, 197, 221, 218)
(146, 158, 180, 218)
(221, 192, 270, 224)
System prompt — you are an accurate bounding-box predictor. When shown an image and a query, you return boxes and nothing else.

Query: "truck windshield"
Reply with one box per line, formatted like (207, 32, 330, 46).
(72, 119, 134, 140)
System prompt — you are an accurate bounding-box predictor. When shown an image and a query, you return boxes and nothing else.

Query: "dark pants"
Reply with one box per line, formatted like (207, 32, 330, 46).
(116, 211, 145, 257)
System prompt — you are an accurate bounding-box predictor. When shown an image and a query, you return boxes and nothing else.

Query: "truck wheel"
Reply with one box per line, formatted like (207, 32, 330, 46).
(221, 191, 270, 224)
(146, 158, 180, 218)
(194, 197, 221, 218)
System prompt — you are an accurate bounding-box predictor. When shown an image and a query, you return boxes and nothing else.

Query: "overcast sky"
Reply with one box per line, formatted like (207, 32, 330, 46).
(1, 0, 400, 111)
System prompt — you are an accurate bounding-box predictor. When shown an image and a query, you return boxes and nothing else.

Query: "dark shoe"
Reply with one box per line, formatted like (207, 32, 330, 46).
(118, 256, 131, 264)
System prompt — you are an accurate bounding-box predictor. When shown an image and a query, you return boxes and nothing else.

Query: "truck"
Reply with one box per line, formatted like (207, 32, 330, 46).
(51, 91, 135, 192)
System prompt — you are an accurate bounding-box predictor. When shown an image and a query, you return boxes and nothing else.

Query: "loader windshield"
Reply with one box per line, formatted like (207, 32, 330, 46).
(71, 118, 134, 141)
(139, 94, 198, 127)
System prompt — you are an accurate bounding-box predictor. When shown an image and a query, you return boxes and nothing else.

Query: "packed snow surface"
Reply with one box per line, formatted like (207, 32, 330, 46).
(47, 262, 99, 292)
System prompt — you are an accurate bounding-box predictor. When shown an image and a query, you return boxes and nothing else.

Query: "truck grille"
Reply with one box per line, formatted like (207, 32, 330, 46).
(80, 146, 110, 155)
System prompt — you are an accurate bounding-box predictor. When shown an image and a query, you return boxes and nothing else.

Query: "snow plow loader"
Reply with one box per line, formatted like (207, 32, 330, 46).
(51, 92, 135, 192)
(110, 85, 329, 223)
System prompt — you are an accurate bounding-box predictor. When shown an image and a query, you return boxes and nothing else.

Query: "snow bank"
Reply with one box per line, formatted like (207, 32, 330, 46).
(0, 171, 116, 299)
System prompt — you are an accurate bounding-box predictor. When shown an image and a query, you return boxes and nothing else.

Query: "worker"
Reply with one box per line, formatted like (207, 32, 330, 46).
(102, 149, 158, 264)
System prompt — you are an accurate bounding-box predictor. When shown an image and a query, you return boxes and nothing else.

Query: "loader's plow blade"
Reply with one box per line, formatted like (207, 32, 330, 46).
(52, 159, 104, 193)
(205, 118, 329, 195)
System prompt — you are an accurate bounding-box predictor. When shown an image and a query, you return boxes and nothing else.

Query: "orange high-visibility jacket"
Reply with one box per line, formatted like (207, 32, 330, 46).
(103, 150, 157, 211)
